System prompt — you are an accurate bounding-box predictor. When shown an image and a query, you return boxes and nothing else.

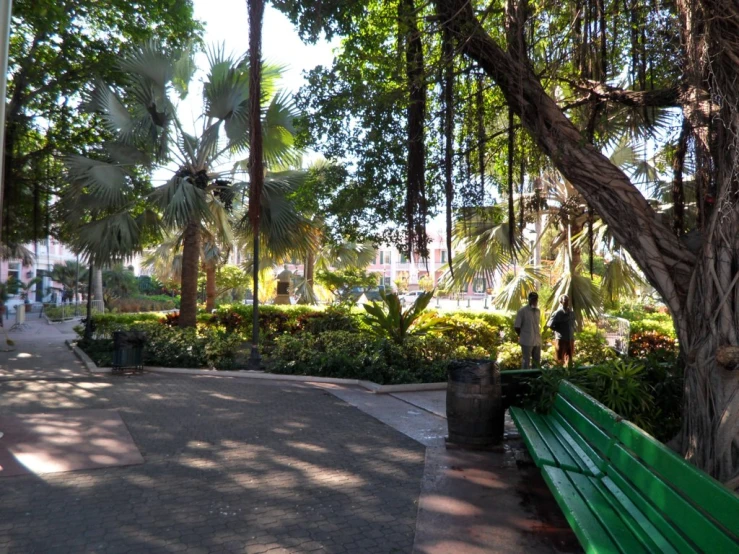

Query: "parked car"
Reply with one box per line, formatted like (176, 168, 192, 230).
(399, 290, 428, 305)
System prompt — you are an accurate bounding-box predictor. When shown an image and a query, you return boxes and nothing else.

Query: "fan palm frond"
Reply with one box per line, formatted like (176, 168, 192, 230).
(601, 254, 645, 306)
(0, 243, 35, 265)
(74, 213, 144, 265)
(492, 265, 547, 312)
(549, 270, 602, 328)
(150, 174, 212, 229)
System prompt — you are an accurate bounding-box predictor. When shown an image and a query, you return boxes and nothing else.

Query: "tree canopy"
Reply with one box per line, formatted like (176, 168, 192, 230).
(4, 0, 202, 246)
(273, 0, 739, 484)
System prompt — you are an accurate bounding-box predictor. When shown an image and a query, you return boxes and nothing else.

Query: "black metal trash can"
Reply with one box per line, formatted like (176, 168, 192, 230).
(446, 359, 504, 448)
(112, 331, 146, 374)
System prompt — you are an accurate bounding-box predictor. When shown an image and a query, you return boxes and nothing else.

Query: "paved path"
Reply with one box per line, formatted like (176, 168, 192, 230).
(0, 317, 85, 380)
(0, 316, 578, 553)
(0, 374, 425, 553)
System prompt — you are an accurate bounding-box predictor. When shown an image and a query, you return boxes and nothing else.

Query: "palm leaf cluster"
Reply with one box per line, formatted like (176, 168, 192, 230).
(61, 41, 306, 325)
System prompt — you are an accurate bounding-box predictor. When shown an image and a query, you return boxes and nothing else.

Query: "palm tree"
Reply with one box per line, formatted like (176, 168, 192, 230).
(62, 42, 300, 327)
(49, 261, 89, 301)
(441, 205, 521, 296)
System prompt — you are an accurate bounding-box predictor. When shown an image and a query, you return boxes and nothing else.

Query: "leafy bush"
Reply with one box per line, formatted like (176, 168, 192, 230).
(78, 313, 165, 339)
(297, 306, 360, 334)
(107, 295, 176, 313)
(269, 331, 448, 384)
(497, 342, 523, 370)
(434, 313, 505, 358)
(446, 310, 516, 342)
(362, 291, 445, 345)
(211, 304, 325, 336)
(524, 358, 682, 440)
(574, 324, 618, 366)
(77, 321, 245, 370)
(44, 305, 79, 321)
(628, 331, 678, 361)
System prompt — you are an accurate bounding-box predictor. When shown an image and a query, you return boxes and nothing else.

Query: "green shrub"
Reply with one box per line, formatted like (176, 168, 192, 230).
(107, 295, 176, 313)
(574, 324, 618, 366)
(445, 310, 516, 342)
(434, 313, 505, 358)
(362, 291, 444, 345)
(628, 331, 678, 361)
(297, 306, 360, 334)
(524, 358, 682, 440)
(497, 342, 523, 370)
(77, 321, 245, 370)
(79, 313, 165, 339)
(268, 330, 448, 384)
(44, 305, 79, 321)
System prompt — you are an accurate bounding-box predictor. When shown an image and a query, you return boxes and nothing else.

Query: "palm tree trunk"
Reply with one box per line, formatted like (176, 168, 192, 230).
(247, 0, 265, 368)
(205, 263, 216, 312)
(93, 267, 103, 304)
(179, 220, 201, 328)
(305, 251, 315, 288)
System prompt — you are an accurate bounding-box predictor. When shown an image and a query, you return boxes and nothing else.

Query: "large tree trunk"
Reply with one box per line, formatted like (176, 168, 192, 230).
(179, 220, 201, 328)
(436, 0, 739, 484)
(205, 263, 216, 312)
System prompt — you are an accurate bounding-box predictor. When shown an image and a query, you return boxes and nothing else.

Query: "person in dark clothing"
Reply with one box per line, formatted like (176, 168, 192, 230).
(548, 294, 575, 366)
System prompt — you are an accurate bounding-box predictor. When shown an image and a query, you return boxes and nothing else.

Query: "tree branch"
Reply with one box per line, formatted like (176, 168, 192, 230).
(435, 0, 695, 317)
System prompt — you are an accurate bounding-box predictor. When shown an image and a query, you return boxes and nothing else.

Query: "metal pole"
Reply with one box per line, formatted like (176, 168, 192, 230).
(0, 0, 12, 245)
(74, 254, 79, 315)
(84, 264, 94, 340)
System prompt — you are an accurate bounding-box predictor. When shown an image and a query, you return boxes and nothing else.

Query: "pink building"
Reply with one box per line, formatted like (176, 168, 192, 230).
(0, 238, 79, 312)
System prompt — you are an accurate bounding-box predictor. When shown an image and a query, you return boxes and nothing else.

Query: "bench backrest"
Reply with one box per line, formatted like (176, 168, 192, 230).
(606, 421, 739, 553)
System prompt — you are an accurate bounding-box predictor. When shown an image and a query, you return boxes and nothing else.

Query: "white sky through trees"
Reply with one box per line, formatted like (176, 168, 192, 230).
(150, 1, 336, 185)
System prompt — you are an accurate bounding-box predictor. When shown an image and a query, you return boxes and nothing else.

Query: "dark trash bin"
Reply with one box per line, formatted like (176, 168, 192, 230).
(112, 331, 146, 374)
(446, 359, 504, 448)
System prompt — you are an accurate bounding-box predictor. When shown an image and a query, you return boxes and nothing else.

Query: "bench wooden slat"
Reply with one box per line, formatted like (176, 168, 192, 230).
(510, 407, 559, 468)
(601, 473, 695, 554)
(553, 395, 613, 456)
(526, 411, 583, 473)
(558, 381, 621, 434)
(615, 420, 739, 537)
(546, 414, 604, 477)
(565, 470, 650, 553)
(541, 465, 621, 554)
(609, 443, 738, 554)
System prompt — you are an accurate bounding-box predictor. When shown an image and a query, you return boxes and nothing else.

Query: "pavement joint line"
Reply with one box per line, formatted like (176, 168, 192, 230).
(388, 393, 448, 420)
(64, 339, 446, 392)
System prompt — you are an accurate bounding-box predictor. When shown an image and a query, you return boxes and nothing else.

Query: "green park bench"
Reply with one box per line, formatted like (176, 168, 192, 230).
(510, 380, 739, 553)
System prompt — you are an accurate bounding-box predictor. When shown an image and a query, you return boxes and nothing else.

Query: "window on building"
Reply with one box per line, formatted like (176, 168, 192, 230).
(440, 250, 448, 263)
(7, 262, 20, 294)
(399, 253, 409, 263)
(384, 276, 392, 286)
(473, 277, 486, 293)
(379, 251, 391, 264)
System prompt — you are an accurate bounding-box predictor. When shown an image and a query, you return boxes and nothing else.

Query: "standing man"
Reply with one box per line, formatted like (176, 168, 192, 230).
(514, 292, 541, 369)
(548, 294, 575, 366)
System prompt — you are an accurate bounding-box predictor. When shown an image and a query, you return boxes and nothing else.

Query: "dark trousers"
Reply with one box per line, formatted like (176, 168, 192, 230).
(554, 340, 574, 366)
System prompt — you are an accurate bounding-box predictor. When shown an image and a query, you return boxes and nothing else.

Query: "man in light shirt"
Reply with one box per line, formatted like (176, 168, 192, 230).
(514, 292, 541, 369)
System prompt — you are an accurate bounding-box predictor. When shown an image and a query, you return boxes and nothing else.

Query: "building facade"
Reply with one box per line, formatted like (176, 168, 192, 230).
(0, 238, 79, 311)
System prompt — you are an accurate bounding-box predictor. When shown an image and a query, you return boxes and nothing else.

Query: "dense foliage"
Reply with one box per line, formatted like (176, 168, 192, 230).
(6, 0, 202, 246)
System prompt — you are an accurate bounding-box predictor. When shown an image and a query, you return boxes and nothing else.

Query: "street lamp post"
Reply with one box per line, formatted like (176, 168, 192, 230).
(0, 0, 13, 244)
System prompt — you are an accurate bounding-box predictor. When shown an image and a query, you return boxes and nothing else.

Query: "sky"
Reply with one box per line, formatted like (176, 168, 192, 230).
(149, 1, 336, 184)
(192, 0, 337, 95)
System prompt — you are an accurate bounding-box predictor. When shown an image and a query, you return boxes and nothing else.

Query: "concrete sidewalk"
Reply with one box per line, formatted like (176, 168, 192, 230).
(317, 385, 579, 553)
(0, 315, 579, 552)
(0, 316, 87, 380)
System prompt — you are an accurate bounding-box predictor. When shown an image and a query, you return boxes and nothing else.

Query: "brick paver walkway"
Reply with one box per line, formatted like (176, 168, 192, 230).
(0, 374, 425, 553)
